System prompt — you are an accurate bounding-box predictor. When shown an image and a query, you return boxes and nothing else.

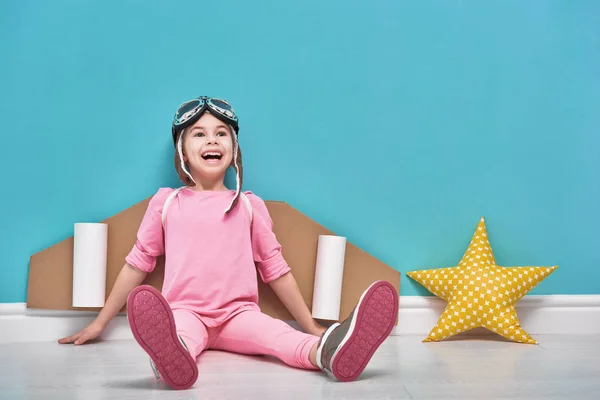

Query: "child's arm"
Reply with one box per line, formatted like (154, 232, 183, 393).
(247, 192, 326, 336)
(59, 187, 169, 345)
(268, 271, 326, 336)
(58, 262, 147, 345)
(95, 263, 148, 328)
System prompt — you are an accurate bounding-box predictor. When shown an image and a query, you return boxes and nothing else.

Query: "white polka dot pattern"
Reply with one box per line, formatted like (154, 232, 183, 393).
(407, 217, 558, 344)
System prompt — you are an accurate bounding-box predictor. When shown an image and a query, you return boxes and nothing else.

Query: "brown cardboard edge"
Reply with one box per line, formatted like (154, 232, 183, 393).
(27, 197, 401, 325)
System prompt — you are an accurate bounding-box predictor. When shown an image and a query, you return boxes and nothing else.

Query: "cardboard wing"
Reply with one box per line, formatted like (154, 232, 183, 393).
(27, 197, 400, 324)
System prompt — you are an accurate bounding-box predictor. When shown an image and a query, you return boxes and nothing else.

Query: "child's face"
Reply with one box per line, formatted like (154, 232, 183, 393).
(182, 112, 234, 183)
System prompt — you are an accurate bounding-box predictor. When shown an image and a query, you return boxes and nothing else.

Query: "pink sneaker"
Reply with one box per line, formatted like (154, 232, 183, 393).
(127, 285, 198, 390)
(316, 280, 399, 382)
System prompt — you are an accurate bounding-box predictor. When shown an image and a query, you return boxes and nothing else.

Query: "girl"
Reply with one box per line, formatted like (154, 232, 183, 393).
(58, 96, 399, 390)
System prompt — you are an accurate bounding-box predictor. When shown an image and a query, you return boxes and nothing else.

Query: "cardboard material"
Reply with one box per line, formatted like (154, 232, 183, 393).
(27, 196, 401, 324)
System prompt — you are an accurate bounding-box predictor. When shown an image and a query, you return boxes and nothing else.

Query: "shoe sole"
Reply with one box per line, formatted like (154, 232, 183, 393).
(127, 285, 198, 390)
(329, 280, 399, 382)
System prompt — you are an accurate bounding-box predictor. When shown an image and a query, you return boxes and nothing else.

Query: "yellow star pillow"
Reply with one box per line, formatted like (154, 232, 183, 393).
(407, 217, 557, 344)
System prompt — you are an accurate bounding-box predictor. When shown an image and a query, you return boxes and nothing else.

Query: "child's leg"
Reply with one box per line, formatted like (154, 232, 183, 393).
(315, 280, 399, 382)
(211, 310, 321, 370)
(172, 308, 210, 359)
(127, 285, 203, 390)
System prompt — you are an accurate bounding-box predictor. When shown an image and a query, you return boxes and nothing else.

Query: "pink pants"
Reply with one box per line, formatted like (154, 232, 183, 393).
(172, 308, 321, 370)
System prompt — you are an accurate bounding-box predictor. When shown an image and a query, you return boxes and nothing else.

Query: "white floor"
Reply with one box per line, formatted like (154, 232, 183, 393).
(0, 334, 599, 400)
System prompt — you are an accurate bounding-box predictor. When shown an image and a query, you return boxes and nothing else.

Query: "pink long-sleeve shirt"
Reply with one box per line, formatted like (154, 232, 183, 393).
(125, 187, 291, 328)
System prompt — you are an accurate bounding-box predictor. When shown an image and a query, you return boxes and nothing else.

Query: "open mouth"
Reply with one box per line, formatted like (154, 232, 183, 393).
(201, 151, 223, 161)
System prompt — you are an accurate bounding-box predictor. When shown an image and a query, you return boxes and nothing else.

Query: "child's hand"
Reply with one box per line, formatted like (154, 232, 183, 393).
(307, 322, 327, 337)
(58, 320, 105, 345)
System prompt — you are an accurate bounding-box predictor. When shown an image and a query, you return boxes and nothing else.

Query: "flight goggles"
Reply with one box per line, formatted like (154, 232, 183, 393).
(171, 96, 239, 144)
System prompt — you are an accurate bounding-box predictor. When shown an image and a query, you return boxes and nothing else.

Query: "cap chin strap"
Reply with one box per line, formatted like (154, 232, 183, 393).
(225, 125, 241, 213)
(177, 132, 196, 185)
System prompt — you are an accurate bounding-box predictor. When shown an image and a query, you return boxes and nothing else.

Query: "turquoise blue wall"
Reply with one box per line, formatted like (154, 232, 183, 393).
(1, 1, 599, 303)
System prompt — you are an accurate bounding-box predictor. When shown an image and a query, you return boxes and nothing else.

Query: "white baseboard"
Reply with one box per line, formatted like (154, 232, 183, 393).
(0, 304, 135, 344)
(1, 295, 599, 344)
(390, 294, 600, 336)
